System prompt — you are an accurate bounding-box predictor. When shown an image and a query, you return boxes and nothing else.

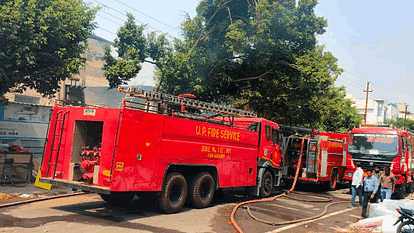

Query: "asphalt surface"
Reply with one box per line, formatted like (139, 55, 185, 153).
(1, 182, 413, 232)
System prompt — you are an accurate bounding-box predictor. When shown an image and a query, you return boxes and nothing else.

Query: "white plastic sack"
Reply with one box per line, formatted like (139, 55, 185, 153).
(358, 215, 399, 233)
(363, 199, 414, 233)
(369, 199, 414, 218)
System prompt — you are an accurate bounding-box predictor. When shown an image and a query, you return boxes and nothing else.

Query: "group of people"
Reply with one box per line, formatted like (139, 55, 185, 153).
(351, 162, 396, 219)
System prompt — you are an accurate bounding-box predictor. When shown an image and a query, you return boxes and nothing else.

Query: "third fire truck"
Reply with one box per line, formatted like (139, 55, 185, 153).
(345, 125, 414, 198)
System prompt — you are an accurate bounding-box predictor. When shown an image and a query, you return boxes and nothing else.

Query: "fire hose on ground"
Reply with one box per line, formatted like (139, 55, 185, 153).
(230, 136, 349, 233)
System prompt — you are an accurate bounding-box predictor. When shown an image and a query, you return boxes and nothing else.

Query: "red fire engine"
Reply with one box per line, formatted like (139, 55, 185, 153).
(279, 128, 348, 190)
(345, 125, 414, 198)
(39, 88, 348, 213)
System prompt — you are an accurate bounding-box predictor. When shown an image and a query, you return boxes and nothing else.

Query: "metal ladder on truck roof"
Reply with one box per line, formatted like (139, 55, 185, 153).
(45, 110, 69, 178)
(118, 87, 257, 118)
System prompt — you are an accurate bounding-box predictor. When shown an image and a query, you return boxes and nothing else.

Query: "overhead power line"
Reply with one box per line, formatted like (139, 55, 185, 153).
(93, 0, 178, 41)
(370, 82, 400, 104)
(113, 0, 178, 31)
(343, 71, 401, 104)
(93, 0, 145, 25)
(344, 71, 369, 83)
(95, 26, 117, 35)
(93, 0, 159, 32)
(340, 73, 365, 86)
(99, 9, 127, 23)
(96, 14, 123, 26)
(338, 74, 366, 89)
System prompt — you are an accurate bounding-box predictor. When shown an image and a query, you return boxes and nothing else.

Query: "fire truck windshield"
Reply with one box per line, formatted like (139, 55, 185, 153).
(348, 133, 399, 156)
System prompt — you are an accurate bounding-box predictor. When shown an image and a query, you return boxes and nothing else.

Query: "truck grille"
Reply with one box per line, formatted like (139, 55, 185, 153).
(352, 158, 392, 170)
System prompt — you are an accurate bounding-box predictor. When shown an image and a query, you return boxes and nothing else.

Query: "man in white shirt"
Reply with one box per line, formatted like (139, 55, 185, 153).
(351, 162, 363, 207)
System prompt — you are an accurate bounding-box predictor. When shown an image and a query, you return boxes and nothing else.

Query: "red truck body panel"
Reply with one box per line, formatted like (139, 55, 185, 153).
(41, 106, 275, 192)
(40, 98, 348, 196)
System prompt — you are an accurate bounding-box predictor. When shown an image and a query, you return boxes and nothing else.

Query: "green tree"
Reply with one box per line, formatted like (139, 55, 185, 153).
(161, 0, 353, 129)
(311, 86, 361, 132)
(105, 0, 361, 131)
(0, 0, 97, 97)
(384, 118, 414, 131)
(103, 14, 170, 89)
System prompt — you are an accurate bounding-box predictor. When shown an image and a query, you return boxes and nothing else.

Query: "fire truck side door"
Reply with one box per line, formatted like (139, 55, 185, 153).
(306, 140, 318, 175)
(261, 124, 281, 165)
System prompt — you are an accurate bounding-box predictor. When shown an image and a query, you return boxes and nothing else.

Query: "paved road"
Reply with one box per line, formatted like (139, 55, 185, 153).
(0, 185, 365, 233)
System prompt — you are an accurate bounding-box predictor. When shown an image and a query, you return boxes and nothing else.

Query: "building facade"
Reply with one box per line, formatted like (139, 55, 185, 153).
(0, 36, 115, 159)
(345, 94, 413, 124)
(0, 102, 50, 158)
(345, 94, 387, 124)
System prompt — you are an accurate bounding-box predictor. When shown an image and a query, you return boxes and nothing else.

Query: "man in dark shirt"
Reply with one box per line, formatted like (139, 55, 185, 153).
(372, 166, 382, 202)
(379, 167, 395, 200)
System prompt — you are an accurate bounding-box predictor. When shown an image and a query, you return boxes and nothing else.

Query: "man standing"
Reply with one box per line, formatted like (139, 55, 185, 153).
(379, 167, 395, 200)
(361, 168, 379, 219)
(351, 162, 363, 207)
(372, 166, 383, 202)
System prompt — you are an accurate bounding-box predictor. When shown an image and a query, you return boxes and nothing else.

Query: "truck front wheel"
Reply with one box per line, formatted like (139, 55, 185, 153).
(158, 173, 187, 213)
(188, 172, 215, 208)
(260, 170, 273, 198)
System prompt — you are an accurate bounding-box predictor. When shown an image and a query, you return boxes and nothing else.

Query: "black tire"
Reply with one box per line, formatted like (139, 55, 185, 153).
(395, 184, 406, 199)
(99, 192, 135, 206)
(406, 182, 413, 193)
(260, 170, 273, 198)
(10, 165, 29, 187)
(158, 173, 187, 213)
(188, 172, 215, 208)
(284, 179, 294, 190)
(396, 220, 414, 233)
(325, 170, 338, 191)
(213, 188, 225, 200)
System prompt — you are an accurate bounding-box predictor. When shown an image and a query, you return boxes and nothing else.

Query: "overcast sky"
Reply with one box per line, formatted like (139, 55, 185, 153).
(90, 0, 414, 111)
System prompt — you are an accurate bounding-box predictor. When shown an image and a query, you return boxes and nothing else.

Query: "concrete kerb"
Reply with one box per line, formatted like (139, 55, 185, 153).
(0, 182, 82, 208)
(0, 192, 85, 208)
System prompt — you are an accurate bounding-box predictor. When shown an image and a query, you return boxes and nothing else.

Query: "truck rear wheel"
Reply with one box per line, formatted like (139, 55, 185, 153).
(158, 173, 187, 213)
(260, 170, 273, 198)
(100, 192, 135, 206)
(188, 172, 215, 208)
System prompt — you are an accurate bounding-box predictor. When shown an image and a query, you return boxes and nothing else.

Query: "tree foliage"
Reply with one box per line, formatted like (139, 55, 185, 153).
(103, 14, 170, 89)
(105, 0, 361, 131)
(0, 0, 96, 97)
(384, 118, 414, 132)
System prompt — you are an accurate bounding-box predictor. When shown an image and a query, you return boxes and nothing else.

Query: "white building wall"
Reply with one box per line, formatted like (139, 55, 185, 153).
(345, 94, 387, 124)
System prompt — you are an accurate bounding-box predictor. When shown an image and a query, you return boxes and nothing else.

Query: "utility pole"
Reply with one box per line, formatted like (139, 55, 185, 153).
(363, 82, 373, 124)
(404, 104, 408, 130)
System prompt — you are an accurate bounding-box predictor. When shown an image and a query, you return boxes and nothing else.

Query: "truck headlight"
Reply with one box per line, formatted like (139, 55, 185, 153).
(346, 172, 353, 178)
